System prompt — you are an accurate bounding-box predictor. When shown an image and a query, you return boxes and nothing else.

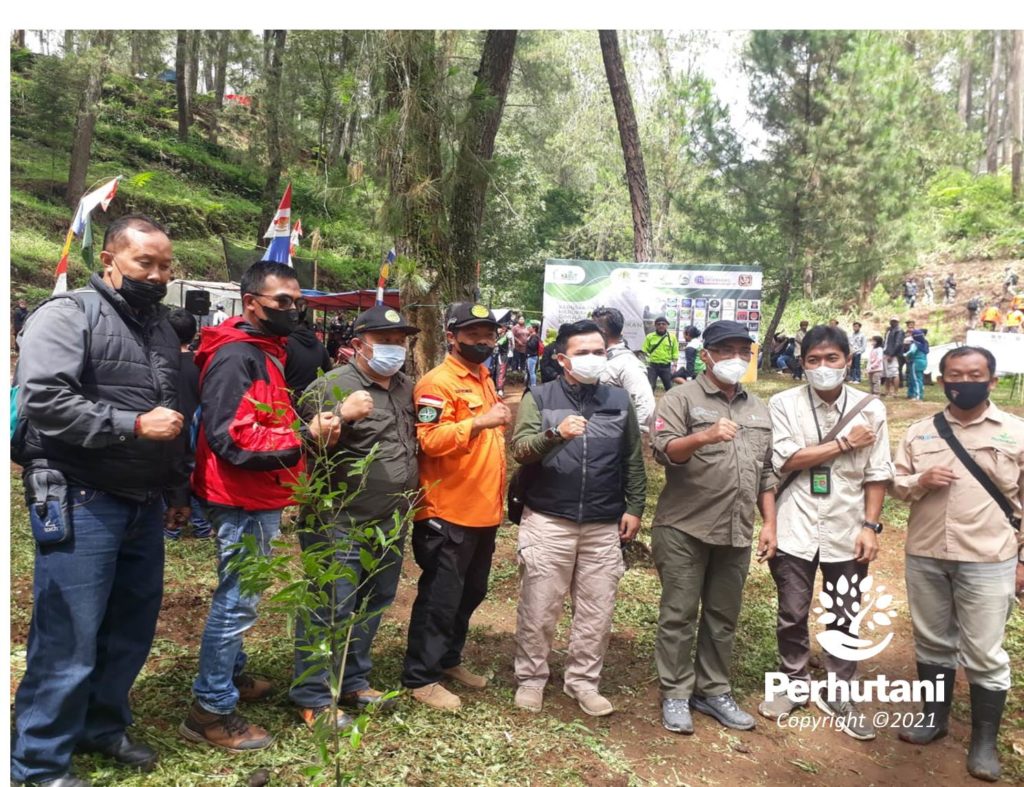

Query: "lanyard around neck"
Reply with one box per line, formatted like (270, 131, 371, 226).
(808, 386, 847, 444)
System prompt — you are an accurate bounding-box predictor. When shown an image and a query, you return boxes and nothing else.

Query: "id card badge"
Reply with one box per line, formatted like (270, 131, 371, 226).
(810, 466, 832, 496)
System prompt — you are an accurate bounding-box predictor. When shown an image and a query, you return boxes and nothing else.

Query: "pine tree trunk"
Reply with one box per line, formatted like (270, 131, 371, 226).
(448, 30, 518, 302)
(67, 32, 113, 208)
(958, 32, 973, 125)
(210, 31, 230, 144)
(14, 30, 25, 49)
(599, 29, 654, 262)
(188, 30, 200, 102)
(175, 31, 191, 141)
(986, 31, 1003, 174)
(130, 31, 142, 75)
(761, 277, 792, 371)
(1011, 30, 1024, 199)
(64, 30, 74, 56)
(258, 30, 287, 246)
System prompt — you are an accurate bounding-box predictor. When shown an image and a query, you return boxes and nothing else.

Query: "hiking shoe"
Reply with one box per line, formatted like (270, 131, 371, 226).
(691, 693, 756, 730)
(339, 687, 397, 711)
(442, 665, 489, 689)
(77, 733, 158, 771)
(179, 702, 273, 751)
(514, 686, 544, 713)
(758, 692, 807, 721)
(662, 698, 693, 735)
(234, 673, 274, 702)
(297, 705, 355, 731)
(563, 686, 614, 717)
(814, 692, 876, 741)
(410, 682, 462, 711)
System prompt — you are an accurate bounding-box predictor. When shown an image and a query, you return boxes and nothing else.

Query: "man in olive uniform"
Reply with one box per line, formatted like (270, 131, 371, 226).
(650, 320, 778, 735)
(289, 304, 421, 730)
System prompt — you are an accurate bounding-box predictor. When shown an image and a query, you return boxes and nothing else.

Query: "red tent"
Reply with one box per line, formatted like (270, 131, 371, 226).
(301, 289, 400, 311)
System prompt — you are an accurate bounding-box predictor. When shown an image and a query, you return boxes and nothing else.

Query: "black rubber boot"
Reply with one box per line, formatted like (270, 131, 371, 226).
(898, 662, 955, 745)
(966, 684, 1006, 782)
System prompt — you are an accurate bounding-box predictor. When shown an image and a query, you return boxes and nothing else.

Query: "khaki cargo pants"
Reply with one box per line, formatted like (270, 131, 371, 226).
(514, 507, 625, 693)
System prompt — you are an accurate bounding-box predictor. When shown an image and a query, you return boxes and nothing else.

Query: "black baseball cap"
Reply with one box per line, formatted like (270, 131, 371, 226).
(702, 320, 754, 347)
(446, 302, 499, 330)
(352, 304, 420, 335)
(654, 315, 669, 324)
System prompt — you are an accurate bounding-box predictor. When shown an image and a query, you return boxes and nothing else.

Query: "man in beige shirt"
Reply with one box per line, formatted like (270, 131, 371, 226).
(760, 325, 892, 742)
(892, 346, 1024, 784)
(650, 320, 778, 736)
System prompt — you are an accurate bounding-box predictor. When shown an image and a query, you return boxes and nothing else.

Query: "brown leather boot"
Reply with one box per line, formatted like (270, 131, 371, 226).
(233, 673, 274, 702)
(410, 682, 462, 710)
(179, 701, 273, 751)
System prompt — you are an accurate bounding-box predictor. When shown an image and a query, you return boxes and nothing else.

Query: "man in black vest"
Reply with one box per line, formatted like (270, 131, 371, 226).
(12, 215, 188, 786)
(509, 319, 646, 717)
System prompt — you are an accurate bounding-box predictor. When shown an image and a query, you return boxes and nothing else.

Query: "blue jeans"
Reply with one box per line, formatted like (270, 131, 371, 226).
(163, 494, 212, 540)
(290, 524, 407, 708)
(11, 486, 164, 784)
(526, 356, 538, 387)
(192, 505, 281, 714)
(850, 352, 862, 382)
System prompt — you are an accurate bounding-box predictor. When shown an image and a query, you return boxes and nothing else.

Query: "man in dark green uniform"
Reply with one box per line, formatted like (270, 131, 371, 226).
(289, 304, 420, 730)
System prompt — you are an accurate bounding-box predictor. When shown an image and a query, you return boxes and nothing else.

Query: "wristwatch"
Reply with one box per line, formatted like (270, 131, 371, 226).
(862, 521, 883, 534)
(545, 426, 564, 443)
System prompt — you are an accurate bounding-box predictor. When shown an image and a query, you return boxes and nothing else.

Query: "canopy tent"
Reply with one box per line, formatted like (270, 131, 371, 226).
(163, 279, 244, 316)
(302, 289, 400, 311)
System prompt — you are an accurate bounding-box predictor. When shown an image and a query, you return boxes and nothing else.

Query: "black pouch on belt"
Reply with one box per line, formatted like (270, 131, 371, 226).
(23, 464, 72, 545)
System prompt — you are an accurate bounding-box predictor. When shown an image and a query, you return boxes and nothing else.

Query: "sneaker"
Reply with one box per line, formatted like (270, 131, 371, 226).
(297, 705, 355, 731)
(691, 693, 756, 730)
(339, 687, 397, 711)
(514, 686, 544, 713)
(234, 673, 274, 702)
(410, 682, 462, 711)
(563, 686, 614, 717)
(814, 692, 876, 741)
(77, 733, 158, 772)
(662, 698, 693, 735)
(179, 702, 273, 751)
(758, 693, 807, 721)
(442, 665, 488, 689)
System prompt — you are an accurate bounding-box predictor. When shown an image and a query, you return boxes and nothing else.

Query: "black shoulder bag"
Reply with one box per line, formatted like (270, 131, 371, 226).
(932, 412, 1021, 532)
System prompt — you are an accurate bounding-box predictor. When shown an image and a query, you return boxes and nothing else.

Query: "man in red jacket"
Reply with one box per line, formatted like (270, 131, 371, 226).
(180, 262, 340, 751)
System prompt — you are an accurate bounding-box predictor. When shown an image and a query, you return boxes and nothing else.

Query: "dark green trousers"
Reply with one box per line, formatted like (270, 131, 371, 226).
(652, 527, 751, 698)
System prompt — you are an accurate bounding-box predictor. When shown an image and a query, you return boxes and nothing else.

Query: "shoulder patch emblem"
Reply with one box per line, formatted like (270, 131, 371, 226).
(416, 394, 443, 424)
(654, 416, 666, 432)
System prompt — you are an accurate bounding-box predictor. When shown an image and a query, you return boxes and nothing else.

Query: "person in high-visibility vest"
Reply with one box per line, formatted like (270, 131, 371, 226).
(1010, 292, 1024, 311)
(1004, 308, 1023, 333)
(980, 305, 1002, 331)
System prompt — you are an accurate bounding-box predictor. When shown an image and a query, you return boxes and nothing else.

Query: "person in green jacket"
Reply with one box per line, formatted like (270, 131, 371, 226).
(643, 316, 679, 393)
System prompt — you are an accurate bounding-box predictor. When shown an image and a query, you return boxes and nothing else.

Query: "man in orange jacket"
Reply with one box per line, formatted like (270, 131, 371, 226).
(402, 302, 512, 710)
(980, 305, 1002, 331)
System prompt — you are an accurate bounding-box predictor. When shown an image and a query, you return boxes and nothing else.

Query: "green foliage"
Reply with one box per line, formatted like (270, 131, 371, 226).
(925, 168, 1024, 259)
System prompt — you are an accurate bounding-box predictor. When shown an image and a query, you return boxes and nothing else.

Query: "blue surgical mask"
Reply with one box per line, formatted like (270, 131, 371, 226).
(362, 343, 407, 376)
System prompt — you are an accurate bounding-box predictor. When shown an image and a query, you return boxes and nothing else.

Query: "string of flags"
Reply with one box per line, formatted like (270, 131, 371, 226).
(53, 177, 121, 294)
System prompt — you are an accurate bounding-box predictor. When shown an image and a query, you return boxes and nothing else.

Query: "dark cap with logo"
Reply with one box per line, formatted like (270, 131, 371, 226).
(446, 302, 499, 330)
(352, 304, 420, 335)
(702, 320, 754, 347)
(654, 314, 670, 325)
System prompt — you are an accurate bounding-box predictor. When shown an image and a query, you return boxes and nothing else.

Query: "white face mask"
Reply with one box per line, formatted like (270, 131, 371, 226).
(710, 357, 748, 385)
(564, 354, 607, 385)
(805, 365, 847, 392)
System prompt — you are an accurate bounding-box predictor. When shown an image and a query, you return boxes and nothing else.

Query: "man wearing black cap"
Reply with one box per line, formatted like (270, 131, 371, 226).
(289, 304, 420, 729)
(402, 303, 512, 710)
(650, 320, 778, 735)
(642, 316, 679, 393)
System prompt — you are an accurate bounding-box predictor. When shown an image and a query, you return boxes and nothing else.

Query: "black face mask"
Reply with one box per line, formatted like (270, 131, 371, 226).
(259, 307, 301, 337)
(943, 381, 990, 410)
(117, 274, 167, 309)
(458, 341, 493, 365)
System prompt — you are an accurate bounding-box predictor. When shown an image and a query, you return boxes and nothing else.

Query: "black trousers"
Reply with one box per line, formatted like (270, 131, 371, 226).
(648, 362, 674, 392)
(402, 519, 497, 688)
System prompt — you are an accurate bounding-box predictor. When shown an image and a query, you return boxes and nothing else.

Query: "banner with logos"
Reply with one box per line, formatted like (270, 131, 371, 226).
(542, 259, 763, 356)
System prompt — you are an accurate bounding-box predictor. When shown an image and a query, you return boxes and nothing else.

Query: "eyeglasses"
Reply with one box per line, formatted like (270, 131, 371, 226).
(249, 293, 306, 311)
(707, 347, 753, 361)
